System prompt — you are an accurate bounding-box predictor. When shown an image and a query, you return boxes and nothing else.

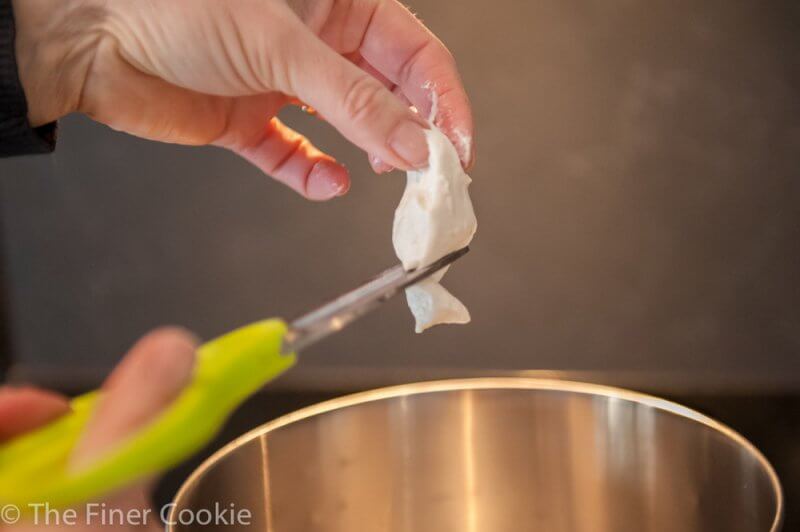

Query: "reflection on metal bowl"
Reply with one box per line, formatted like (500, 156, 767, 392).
(170, 379, 783, 531)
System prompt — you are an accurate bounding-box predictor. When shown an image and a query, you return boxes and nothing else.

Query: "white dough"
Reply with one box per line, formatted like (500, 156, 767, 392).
(392, 125, 477, 333)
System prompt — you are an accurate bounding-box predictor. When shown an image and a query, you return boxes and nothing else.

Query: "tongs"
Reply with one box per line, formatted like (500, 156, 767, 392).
(0, 247, 468, 509)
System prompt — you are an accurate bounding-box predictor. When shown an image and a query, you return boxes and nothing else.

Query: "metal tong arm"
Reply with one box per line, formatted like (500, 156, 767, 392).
(284, 246, 469, 353)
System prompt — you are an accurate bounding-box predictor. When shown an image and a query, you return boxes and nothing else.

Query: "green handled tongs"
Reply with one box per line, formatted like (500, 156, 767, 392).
(0, 247, 468, 509)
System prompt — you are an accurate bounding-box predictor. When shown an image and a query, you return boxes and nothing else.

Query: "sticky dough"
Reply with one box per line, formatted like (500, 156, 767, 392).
(392, 125, 477, 333)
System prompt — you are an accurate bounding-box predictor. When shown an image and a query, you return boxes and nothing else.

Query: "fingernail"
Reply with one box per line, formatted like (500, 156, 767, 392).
(335, 175, 351, 196)
(369, 154, 394, 174)
(389, 120, 429, 169)
(307, 160, 350, 200)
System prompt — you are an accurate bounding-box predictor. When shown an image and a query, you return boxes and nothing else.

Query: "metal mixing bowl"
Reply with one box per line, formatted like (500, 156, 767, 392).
(169, 379, 783, 531)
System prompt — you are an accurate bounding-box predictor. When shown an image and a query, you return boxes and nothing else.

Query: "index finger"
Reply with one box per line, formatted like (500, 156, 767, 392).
(359, 0, 475, 168)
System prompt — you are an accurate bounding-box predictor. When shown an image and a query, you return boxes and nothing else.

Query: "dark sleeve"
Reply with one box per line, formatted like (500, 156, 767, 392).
(0, 0, 56, 158)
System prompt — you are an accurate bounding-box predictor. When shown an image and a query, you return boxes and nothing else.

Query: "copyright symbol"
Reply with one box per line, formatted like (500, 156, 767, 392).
(1, 504, 19, 524)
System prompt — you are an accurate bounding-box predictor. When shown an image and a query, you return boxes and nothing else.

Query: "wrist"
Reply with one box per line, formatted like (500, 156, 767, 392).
(11, 0, 106, 126)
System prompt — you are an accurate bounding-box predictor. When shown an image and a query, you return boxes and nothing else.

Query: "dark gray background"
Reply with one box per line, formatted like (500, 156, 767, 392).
(0, 0, 798, 391)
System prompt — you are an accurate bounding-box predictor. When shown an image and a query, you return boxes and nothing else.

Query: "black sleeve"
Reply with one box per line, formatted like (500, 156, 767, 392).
(0, 0, 56, 158)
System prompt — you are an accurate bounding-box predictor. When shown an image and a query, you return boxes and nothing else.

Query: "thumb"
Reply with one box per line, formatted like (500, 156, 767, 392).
(281, 22, 430, 171)
(70, 327, 197, 469)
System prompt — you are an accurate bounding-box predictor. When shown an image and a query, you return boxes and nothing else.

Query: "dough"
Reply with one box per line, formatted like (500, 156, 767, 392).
(392, 125, 477, 332)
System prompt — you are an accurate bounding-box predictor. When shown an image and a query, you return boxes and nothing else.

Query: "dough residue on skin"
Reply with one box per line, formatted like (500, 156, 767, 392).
(392, 125, 477, 333)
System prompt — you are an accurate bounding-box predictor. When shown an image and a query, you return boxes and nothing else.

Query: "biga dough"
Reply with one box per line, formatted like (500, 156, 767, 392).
(392, 125, 477, 332)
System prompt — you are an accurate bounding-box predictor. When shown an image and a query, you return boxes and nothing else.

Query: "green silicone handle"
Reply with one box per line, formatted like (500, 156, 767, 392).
(0, 318, 296, 509)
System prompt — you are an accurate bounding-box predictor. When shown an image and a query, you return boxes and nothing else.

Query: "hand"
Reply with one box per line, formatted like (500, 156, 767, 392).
(0, 327, 197, 531)
(12, 0, 474, 201)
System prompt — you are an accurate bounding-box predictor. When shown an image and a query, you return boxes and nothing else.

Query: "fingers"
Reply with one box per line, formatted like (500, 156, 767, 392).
(222, 117, 350, 201)
(294, 53, 398, 175)
(359, 0, 475, 168)
(209, 94, 352, 201)
(85, 55, 349, 200)
(70, 327, 197, 469)
(350, 52, 395, 91)
(83, 51, 289, 148)
(282, 19, 431, 171)
(369, 154, 395, 174)
(0, 386, 70, 442)
(356, 64, 405, 174)
(369, 84, 415, 173)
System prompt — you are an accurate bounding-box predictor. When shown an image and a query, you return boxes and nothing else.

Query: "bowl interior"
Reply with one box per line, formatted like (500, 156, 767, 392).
(172, 380, 782, 532)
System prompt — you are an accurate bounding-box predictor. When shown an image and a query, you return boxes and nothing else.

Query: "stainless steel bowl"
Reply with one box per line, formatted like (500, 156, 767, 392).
(170, 379, 783, 531)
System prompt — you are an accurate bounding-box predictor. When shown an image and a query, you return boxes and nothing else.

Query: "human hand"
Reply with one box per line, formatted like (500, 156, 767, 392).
(0, 327, 197, 531)
(12, 0, 474, 200)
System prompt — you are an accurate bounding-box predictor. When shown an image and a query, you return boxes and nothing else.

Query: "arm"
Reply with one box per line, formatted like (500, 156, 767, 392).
(0, 0, 55, 157)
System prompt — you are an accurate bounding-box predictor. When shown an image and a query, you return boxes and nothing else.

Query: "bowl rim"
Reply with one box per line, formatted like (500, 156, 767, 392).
(171, 377, 784, 531)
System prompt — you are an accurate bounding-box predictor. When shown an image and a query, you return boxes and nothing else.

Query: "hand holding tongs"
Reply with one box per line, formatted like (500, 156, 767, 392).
(0, 248, 468, 509)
